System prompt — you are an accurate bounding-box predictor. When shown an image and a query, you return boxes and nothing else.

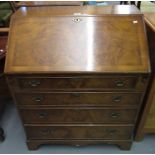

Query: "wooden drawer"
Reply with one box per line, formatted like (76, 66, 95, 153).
(16, 92, 141, 107)
(25, 125, 133, 140)
(8, 75, 147, 91)
(20, 108, 137, 124)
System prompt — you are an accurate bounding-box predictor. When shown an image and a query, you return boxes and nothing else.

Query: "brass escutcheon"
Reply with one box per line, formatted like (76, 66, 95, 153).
(73, 18, 82, 23)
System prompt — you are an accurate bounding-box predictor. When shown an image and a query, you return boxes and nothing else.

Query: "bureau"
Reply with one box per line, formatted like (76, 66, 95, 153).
(135, 13, 155, 140)
(5, 5, 150, 150)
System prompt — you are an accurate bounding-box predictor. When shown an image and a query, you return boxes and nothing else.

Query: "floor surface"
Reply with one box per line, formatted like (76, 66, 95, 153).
(0, 102, 155, 154)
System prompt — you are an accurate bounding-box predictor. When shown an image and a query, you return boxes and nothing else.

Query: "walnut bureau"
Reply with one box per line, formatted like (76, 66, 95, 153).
(5, 5, 150, 150)
(135, 13, 155, 140)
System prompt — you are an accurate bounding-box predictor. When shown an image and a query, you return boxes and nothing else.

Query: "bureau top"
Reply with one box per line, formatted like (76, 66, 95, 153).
(11, 5, 141, 16)
(5, 5, 150, 74)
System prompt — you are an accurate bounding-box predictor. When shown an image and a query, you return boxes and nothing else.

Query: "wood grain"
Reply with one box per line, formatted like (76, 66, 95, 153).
(25, 125, 133, 140)
(20, 107, 137, 124)
(15, 92, 142, 107)
(5, 6, 150, 74)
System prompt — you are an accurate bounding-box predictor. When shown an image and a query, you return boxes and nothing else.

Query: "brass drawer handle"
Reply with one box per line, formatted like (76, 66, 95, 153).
(40, 129, 50, 135)
(34, 96, 44, 102)
(106, 129, 117, 135)
(29, 80, 40, 87)
(38, 112, 48, 118)
(111, 112, 121, 118)
(112, 96, 122, 103)
(115, 80, 125, 87)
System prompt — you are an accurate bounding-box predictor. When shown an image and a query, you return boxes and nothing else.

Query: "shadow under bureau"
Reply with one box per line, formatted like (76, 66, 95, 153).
(5, 5, 150, 150)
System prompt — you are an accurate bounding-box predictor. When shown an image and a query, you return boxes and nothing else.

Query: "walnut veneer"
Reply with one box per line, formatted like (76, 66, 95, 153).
(5, 5, 150, 150)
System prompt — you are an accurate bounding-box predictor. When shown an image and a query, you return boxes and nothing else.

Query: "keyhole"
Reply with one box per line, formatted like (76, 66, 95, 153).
(73, 18, 81, 23)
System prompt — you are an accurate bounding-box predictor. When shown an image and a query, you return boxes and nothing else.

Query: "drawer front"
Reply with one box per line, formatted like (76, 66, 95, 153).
(20, 108, 137, 124)
(16, 92, 141, 106)
(25, 125, 133, 140)
(13, 76, 144, 90)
